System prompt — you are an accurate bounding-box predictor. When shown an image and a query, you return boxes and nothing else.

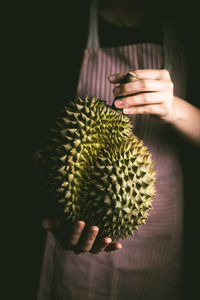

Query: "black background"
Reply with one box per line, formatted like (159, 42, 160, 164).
(3, 1, 200, 299)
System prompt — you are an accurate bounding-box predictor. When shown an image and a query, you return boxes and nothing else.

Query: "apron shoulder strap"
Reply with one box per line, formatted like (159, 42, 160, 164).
(86, 0, 100, 49)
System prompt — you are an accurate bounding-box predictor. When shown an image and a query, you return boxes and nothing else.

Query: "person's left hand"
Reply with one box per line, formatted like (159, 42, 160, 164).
(108, 69, 175, 123)
(42, 218, 122, 254)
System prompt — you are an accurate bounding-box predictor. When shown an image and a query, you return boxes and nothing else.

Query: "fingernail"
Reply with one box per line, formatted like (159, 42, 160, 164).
(104, 237, 112, 244)
(90, 226, 99, 233)
(115, 100, 123, 107)
(75, 221, 85, 229)
(108, 75, 116, 81)
(123, 108, 130, 114)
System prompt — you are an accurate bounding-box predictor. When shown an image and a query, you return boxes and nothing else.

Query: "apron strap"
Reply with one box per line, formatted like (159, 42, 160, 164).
(86, 0, 100, 49)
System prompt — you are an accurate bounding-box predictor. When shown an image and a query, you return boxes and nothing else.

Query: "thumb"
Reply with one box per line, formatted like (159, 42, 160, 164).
(108, 72, 128, 83)
(108, 71, 140, 84)
(42, 218, 60, 230)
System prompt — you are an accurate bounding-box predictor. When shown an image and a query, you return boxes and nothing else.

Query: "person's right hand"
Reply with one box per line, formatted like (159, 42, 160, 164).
(42, 218, 122, 254)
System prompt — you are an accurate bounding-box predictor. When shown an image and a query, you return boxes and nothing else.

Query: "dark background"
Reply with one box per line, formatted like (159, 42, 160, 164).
(4, 1, 200, 299)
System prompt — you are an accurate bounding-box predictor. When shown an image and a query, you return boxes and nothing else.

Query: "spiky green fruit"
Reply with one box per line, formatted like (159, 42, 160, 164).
(40, 96, 156, 240)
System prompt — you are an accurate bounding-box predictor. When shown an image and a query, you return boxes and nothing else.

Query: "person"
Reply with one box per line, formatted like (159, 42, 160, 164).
(31, 0, 200, 299)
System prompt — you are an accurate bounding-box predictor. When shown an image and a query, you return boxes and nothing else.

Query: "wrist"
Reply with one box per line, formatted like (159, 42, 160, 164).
(163, 96, 200, 146)
(164, 96, 182, 126)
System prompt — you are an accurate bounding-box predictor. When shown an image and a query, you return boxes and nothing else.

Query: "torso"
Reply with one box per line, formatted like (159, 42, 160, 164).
(37, 2, 185, 299)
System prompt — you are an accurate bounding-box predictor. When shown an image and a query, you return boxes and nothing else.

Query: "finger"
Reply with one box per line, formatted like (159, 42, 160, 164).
(108, 69, 171, 83)
(42, 218, 60, 230)
(79, 226, 99, 252)
(68, 221, 85, 246)
(113, 79, 172, 98)
(108, 71, 129, 83)
(123, 104, 166, 117)
(90, 237, 112, 254)
(105, 242, 122, 252)
(115, 92, 166, 109)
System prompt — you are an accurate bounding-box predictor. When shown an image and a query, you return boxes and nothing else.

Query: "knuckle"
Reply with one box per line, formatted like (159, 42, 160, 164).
(139, 107, 144, 114)
(73, 227, 80, 235)
(87, 228, 98, 240)
(140, 79, 148, 90)
(125, 97, 132, 107)
(161, 69, 168, 75)
(72, 225, 83, 236)
(168, 81, 174, 91)
(144, 107, 151, 114)
(119, 83, 130, 94)
(143, 93, 149, 103)
(133, 69, 140, 76)
(88, 232, 97, 240)
(135, 107, 142, 114)
(74, 226, 83, 234)
(161, 69, 170, 79)
(125, 83, 133, 93)
(118, 84, 125, 94)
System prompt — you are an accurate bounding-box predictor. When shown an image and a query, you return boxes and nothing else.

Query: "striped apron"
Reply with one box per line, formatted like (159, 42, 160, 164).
(37, 1, 187, 299)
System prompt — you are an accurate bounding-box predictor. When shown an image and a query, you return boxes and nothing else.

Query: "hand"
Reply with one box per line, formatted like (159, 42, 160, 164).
(42, 218, 122, 254)
(108, 69, 175, 123)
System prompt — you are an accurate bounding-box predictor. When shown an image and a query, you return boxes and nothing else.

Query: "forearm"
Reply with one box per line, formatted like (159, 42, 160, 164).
(169, 96, 200, 146)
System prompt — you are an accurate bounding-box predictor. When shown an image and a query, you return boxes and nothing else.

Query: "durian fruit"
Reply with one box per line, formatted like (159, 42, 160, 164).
(40, 94, 156, 240)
